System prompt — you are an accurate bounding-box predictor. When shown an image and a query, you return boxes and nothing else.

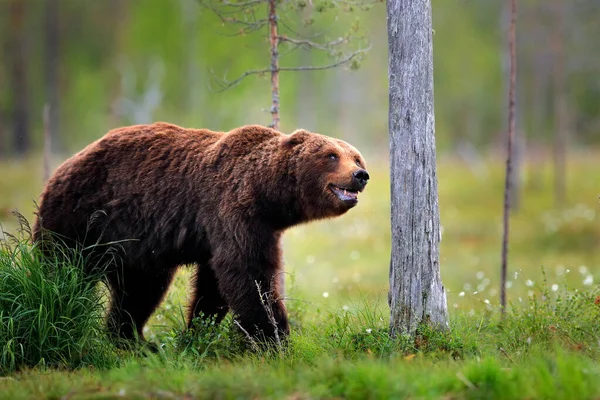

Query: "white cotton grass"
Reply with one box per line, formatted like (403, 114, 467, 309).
(452, 266, 593, 315)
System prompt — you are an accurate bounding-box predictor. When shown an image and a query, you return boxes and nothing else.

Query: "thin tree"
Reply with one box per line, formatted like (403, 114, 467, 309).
(500, 0, 517, 314)
(45, 0, 60, 154)
(43, 105, 51, 182)
(9, 0, 30, 156)
(552, 0, 567, 207)
(0, 110, 4, 158)
(387, 0, 448, 337)
(501, 0, 521, 211)
(202, 0, 372, 130)
(0, 5, 5, 158)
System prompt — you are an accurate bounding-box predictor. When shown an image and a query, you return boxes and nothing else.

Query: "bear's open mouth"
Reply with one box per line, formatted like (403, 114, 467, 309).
(329, 184, 359, 203)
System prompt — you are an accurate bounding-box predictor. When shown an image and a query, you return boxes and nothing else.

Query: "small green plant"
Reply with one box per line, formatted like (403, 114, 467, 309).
(171, 312, 247, 363)
(498, 273, 600, 355)
(0, 221, 116, 374)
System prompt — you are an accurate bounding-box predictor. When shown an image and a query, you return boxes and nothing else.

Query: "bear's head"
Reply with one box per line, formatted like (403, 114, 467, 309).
(281, 129, 369, 220)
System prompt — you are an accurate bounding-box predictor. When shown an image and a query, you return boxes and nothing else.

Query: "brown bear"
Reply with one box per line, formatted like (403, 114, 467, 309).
(33, 122, 369, 343)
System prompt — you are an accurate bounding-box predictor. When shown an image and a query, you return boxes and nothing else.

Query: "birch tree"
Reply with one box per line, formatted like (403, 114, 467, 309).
(387, 0, 448, 337)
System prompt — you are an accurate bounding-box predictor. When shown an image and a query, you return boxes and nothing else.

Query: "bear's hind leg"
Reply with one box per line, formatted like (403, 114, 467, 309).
(107, 268, 175, 343)
(188, 263, 229, 326)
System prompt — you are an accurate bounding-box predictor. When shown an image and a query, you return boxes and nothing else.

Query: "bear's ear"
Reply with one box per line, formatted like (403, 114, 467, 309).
(281, 129, 310, 149)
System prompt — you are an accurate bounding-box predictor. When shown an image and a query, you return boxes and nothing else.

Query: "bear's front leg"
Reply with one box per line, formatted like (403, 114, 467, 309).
(212, 241, 290, 343)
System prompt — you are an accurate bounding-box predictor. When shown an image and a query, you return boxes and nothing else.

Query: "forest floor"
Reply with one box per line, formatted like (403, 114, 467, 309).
(0, 152, 599, 399)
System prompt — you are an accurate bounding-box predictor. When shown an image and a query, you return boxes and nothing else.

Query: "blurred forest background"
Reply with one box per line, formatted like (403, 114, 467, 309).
(0, 0, 599, 310)
(0, 0, 598, 160)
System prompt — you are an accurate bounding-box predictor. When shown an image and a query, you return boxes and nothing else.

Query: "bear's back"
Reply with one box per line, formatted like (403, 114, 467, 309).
(34, 123, 226, 250)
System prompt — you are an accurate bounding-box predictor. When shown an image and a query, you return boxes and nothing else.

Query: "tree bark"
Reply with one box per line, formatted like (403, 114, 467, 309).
(387, 0, 448, 337)
(268, 0, 280, 130)
(9, 0, 30, 156)
(500, 0, 517, 315)
(501, 0, 521, 211)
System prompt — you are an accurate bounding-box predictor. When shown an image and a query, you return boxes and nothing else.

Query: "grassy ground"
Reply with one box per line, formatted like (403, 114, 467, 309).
(0, 152, 599, 399)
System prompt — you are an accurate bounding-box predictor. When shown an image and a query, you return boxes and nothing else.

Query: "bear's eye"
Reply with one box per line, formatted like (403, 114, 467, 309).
(327, 153, 338, 161)
(355, 159, 362, 167)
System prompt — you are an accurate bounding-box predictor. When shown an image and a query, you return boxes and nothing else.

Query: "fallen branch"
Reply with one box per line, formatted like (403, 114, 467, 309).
(233, 319, 260, 352)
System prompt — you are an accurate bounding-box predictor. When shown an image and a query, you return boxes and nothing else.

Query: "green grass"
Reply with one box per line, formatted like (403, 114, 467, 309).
(0, 221, 116, 374)
(2, 288, 600, 399)
(0, 152, 599, 398)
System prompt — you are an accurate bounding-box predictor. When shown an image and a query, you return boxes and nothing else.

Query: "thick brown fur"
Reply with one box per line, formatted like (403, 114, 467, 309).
(33, 122, 368, 343)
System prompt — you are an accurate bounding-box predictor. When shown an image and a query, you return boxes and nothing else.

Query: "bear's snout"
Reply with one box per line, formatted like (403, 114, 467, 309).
(352, 169, 369, 190)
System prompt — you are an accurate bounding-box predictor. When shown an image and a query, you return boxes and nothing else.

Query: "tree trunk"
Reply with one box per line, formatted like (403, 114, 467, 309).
(552, 0, 567, 207)
(387, 0, 448, 337)
(43, 104, 51, 182)
(501, 1, 522, 211)
(0, 5, 4, 158)
(181, 0, 199, 115)
(268, 0, 280, 130)
(500, 0, 517, 314)
(45, 0, 60, 154)
(109, 0, 129, 128)
(9, 0, 30, 156)
(0, 107, 5, 158)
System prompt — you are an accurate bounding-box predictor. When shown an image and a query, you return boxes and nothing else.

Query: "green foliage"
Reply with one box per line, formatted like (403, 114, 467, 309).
(170, 313, 247, 362)
(0, 224, 116, 374)
(499, 276, 600, 356)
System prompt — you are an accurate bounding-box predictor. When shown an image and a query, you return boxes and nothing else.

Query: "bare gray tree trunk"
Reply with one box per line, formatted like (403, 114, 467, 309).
(387, 0, 448, 337)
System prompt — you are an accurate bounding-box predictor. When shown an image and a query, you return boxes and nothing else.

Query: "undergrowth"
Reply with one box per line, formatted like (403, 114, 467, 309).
(0, 219, 118, 374)
(1, 223, 599, 374)
(0, 216, 599, 397)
